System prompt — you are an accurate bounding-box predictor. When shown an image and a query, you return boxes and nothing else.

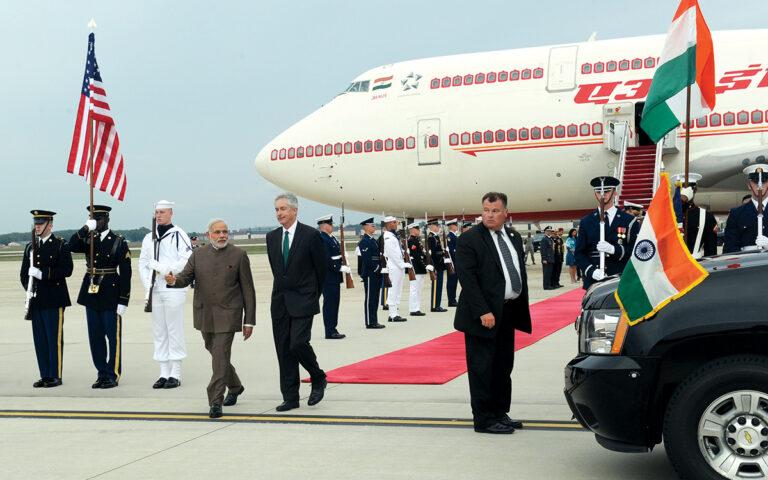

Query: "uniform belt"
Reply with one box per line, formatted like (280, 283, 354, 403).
(88, 268, 118, 275)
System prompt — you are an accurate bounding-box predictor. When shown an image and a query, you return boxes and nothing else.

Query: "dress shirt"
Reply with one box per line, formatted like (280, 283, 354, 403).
(282, 221, 297, 253)
(489, 228, 521, 300)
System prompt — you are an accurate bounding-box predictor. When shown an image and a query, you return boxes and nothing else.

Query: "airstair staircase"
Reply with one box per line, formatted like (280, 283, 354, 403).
(613, 122, 665, 209)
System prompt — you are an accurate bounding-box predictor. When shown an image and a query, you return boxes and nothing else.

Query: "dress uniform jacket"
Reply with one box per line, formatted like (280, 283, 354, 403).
(407, 236, 428, 275)
(428, 233, 446, 271)
(724, 200, 768, 253)
(20, 236, 73, 309)
(575, 208, 639, 290)
(539, 236, 555, 263)
(683, 202, 718, 257)
(447, 231, 458, 263)
(357, 234, 381, 278)
(171, 244, 256, 332)
(69, 227, 131, 310)
(320, 232, 343, 284)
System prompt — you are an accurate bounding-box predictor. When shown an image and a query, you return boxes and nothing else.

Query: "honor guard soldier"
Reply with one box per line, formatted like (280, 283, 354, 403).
(382, 215, 410, 322)
(356, 218, 385, 329)
(426, 220, 447, 312)
(575, 176, 640, 290)
(69, 205, 132, 388)
(461, 221, 473, 233)
(139, 200, 193, 389)
(21, 210, 73, 388)
(724, 164, 768, 253)
(672, 174, 718, 258)
(539, 227, 556, 290)
(407, 222, 430, 316)
(378, 221, 389, 311)
(317, 215, 349, 339)
(445, 219, 459, 306)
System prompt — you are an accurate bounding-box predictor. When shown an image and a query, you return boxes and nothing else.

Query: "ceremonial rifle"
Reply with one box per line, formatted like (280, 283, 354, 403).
(758, 170, 765, 247)
(144, 214, 158, 312)
(598, 182, 607, 272)
(339, 203, 354, 289)
(423, 213, 436, 282)
(441, 212, 456, 275)
(23, 225, 37, 320)
(401, 215, 417, 281)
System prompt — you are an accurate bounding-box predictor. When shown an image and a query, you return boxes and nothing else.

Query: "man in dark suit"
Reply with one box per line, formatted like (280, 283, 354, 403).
(266, 193, 328, 412)
(454, 192, 531, 434)
(539, 227, 555, 290)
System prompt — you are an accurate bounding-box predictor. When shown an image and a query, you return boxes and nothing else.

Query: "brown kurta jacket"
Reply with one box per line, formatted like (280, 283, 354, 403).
(172, 244, 256, 333)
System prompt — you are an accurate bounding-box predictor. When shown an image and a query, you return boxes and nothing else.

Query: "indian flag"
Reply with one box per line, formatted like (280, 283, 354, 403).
(640, 0, 716, 143)
(372, 75, 393, 91)
(615, 173, 708, 325)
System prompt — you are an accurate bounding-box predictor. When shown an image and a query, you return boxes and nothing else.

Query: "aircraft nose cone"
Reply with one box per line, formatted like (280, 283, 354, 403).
(254, 143, 274, 180)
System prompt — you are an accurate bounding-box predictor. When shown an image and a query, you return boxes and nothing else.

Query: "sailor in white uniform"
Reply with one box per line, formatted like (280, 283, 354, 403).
(139, 200, 193, 389)
(382, 216, 411, 322)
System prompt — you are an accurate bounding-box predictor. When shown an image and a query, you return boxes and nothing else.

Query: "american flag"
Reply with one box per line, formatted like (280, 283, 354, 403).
(67, 33, 127, 201)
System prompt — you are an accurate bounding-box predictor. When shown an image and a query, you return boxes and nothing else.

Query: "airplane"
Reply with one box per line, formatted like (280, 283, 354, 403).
(255, 29, 768, 221)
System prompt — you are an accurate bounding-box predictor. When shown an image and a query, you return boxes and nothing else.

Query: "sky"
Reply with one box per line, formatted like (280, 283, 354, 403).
(1, 0, 766, 233)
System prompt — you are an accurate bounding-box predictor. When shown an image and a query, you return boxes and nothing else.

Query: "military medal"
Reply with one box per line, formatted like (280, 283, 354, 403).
(617, 227, 626, 245)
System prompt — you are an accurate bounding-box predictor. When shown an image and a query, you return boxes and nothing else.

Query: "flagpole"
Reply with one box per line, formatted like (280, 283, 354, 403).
(683, 84, 692, 244)
(87, 18, 97, 289)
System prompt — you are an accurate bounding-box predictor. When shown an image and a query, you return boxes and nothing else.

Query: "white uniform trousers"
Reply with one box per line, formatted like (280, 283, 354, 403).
(409, 274, 425, 313)
(151, 290, 187, 379)
(387, 267, 405, 318)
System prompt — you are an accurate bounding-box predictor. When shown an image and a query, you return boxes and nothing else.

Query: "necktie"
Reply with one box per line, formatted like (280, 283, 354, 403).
(496, 231, 522, 294)
(283, 231, 290, 267)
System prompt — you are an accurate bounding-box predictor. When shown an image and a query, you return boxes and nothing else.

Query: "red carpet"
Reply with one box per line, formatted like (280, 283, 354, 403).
(322, 288, 584, 385)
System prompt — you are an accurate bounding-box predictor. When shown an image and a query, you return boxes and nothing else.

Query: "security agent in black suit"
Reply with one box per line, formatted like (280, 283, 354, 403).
(575, 176, 639, 290)
(69, 205, 131, 388)
(427, 221, 447, 312)
(454, 192, 531, 435)
(724, 164, 768, 253)
(672, 173, 718, 258)
(20, 210, 73, 388)
(317, 215, 348, 340)
(356, 218, 385, 329)
(266, 193, 328, 412)
(539, 227, 556, 290)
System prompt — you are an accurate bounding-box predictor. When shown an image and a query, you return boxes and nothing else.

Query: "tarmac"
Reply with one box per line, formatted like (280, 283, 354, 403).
(0, 253, 678, 480)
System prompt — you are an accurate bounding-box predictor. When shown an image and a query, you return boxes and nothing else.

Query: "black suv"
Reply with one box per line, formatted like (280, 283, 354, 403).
(565, 251, 768, 480)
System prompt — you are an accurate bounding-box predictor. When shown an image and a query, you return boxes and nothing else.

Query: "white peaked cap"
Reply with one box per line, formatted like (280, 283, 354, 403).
(315, 214, 333, 224)
(383, 215, 398, 223)
(406, 222, 420, 229)
(475, 216, 483, 222)
(155, 200, 175, 209)
(446, 219, 458, 225)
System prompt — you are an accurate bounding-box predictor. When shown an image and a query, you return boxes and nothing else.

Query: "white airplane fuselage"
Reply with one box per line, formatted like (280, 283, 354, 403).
(255, 30, 768, 220)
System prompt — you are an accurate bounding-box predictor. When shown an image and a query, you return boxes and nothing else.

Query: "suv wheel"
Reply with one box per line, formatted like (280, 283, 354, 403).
(664, 355, 768, 480)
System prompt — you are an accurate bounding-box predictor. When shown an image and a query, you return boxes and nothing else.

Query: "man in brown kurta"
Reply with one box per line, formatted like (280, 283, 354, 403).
(166, 219, 256, 418)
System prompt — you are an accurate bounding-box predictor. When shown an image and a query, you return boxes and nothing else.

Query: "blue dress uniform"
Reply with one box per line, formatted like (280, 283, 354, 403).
(69, 205, 131, 388)
(378, 232, 388, 309)
(724, 165, 768, 253)
(427, 224, 447, 312)
(445, 222, 459, 306)
(357, 218, 385, 328)
(318, 216, 345, 339)
(20, 210, 73, 387)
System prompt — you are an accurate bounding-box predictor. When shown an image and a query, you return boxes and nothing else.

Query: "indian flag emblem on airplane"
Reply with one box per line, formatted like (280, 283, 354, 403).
(372, 75, 393, 91)
(615, 173, 708, 325)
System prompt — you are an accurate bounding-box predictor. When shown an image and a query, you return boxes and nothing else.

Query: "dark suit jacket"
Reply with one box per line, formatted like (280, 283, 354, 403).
(453, 223, 531, 339)
(539, 235, 555, 263)
(267, 222, 328, 319)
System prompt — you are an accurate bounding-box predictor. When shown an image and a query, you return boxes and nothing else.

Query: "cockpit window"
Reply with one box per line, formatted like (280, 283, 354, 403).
(341, 80, 370, 94)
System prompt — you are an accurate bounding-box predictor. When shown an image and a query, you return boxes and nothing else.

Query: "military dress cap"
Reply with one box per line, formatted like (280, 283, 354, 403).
(86, 205, 112, 216)
(316, 214, 333, 225)
(446, 219, 458, 226)
(426, 219, 439, 226)
(383, 215, 398, 223)
(190, 235, 198, 240)
(475, 216, 482, 223)
(623, 200, 644, 210)
(359, 217, 375, 226)
(744, 164, 768, 183)
(590, 176, 621, 191)
(671, 172, 702, 187)
(30, 210, 56, 224)
(406, 222, 420, 229)
(155, 199, 175, 209)
(544, 225, 553, 232)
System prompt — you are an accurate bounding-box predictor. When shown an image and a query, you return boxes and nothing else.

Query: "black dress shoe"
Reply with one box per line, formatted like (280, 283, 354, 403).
(100, 379, 118, 389)
(499, 414, 523, 429)
(474, 422, 515, 434)
(382, 305, 389, 311)
(223, 386, 245, 406)
(152, 377, 168, 389)
(33, 379, 46, 388)
(543, 286, 554, 290)
(431, 307, 448, 312)
(325, 332, 346, 339)
(448, 302, 458, 307)
(409, 311, 426, 316)
(366, 323, 385, 329)
(389, 316, 407, 322)
(209, 404, 223, 419)
(43, 378, 62, 388)
(92, 378, 105, 389)
(308, 377, 327, 406)
(164, 377, 181, 389)
(276, 400, 300, 412)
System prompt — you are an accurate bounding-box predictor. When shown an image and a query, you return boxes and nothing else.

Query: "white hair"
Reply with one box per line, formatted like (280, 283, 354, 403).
(207, 218, 228, 232)
(275, 192, 299, 209)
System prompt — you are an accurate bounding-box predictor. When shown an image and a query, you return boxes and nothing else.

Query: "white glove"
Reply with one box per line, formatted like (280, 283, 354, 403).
(592, 269, 606, 281)
(144, 289, 150, 301)
(85, 219, 97, 231)
(340, 265, 352, 274)
(403, 263, 413, 269)
(117, 304, 127, 316)
(692, 250, 703, 260)
(757, 235, 768, 249)
(381, 268, 389, 274)
(28, 267, 43, 280)
(426, 265, 435, 272)
(443, 258, 453, 264)
(596, 241, 615, 255)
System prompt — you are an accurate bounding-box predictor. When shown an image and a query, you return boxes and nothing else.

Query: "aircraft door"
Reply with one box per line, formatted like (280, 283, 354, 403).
(417, 118, 441, 165)
(547, 45, 578, 92)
